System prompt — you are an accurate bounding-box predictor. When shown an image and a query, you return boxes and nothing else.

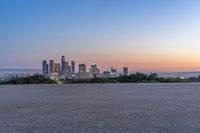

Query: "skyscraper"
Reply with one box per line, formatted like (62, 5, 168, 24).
(71, 61, 75, 74)
(42, 60, 48, 75)
(111, 67, 117, 74)
(78, 64, 89, 79)
(65, 61, 71, 74)
(49, 60, 54, 73)
(110, 67, 118, 77)
(54, 63, 61, 74)
(89, 63, 100, 77)
(61, 56, 66, 75)
(123, 67, 128, 76)
(65, 61, 69, 67)
(78, 64, 86, 74)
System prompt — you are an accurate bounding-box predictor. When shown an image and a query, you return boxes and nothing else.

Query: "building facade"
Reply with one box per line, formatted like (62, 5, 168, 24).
(49, 60, 54, 73)
(89, 63, 100, 77)
(61, 56, 66, 75)
(42, 60, 48, 75)
(71, 61, 75, 74)
(111, 67, 117, 74)
(54, 63, 61, 74)
(78, 64, 86, 74)
(123, 67, 128, 76)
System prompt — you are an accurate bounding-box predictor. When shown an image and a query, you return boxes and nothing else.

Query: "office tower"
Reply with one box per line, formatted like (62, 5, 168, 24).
(42, 60, 48, 75)
(61, 56, 66, 75)
(89, 63, 100, 77)
(49, 60, 54, 73)
(65, 61, 71, 73)
(71, 61, 75, 74)
(65, 61, 69, 68)
(54, 63, 61, 74)
(123, 67, 128, 76)
(78, 64, 86, 74)
(111, 67, 117, 74)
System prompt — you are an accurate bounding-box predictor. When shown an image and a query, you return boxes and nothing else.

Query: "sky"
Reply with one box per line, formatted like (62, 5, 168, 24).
(1, 0, 200, 72)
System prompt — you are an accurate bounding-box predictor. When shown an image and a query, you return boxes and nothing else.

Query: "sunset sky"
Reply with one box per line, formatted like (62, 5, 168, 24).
(1, 0, 200, 72)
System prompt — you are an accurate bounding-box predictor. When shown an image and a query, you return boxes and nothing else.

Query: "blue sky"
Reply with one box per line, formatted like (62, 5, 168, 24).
(1, 0, 200, 72)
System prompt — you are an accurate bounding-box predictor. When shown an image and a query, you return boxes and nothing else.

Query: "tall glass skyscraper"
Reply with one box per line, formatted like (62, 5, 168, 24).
(61, 56, 66, 75)
(42, 60, 48, 75)
(71, 61, 75, 74)
(49, 60, 54, 73)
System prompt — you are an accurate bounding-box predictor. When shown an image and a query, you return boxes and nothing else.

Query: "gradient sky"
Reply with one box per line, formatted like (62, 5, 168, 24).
(1, 0, 200, 72)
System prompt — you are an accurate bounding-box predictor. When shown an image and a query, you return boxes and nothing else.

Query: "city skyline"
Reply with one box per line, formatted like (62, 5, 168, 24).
(42, 55, 128, 79)
(1, 0, 200, 72)
(42, 56, 128, 73)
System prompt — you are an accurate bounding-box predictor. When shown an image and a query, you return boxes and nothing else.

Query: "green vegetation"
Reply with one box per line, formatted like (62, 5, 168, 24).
(0, 75, 57, 85)
(1, 73, 200, 85)
(65, 72, 190, 84)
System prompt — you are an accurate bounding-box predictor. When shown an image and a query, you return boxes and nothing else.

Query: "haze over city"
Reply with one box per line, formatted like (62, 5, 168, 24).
(1, 0, 200, 72)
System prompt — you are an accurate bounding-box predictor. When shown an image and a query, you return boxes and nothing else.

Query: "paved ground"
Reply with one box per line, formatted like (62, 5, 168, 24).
(1, 83, 200, 133)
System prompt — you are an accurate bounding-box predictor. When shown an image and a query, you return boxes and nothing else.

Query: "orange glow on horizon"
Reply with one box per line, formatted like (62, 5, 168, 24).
(43, 48, 200, 72)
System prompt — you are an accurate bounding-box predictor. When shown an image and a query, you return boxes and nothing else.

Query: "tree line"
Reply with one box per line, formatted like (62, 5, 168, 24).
(1, 73, 200, 85)
(0, 75, 57, 85)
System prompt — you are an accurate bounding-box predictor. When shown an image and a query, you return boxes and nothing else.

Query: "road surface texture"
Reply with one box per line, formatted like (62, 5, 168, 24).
(1, 83, 200, 133)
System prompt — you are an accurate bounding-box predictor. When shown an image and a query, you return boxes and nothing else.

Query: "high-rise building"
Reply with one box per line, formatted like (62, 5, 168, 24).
(49, 60, 54, 73)
(54, 63, 61, 74)
(65, 61, 71, 74)
(111, 67, 117, 74)
(42, 60, 48, 75)
(89, 63, 100, 77)
(61, 56, 66, 75)
(78, 64, 86, 74)
(123, 67, 128, 76)
(71, 61, 75, 74)
(78, 64, 89, 79)
(110, 67, 118, 77)
(65, 61, 69, 68)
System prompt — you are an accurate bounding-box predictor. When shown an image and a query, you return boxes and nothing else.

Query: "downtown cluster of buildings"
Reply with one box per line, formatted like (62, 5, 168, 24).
(42, 56, 129, 79)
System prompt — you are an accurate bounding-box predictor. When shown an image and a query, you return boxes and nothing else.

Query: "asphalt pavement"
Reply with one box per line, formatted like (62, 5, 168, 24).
(0, 83, 200, 133)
